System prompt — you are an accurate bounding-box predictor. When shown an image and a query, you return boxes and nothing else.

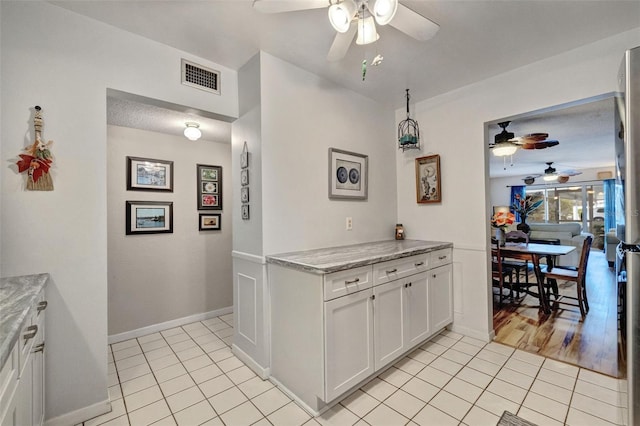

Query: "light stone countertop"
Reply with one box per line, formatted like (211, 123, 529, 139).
(0, 273, 49, 368)
(266, 239, 453, 274)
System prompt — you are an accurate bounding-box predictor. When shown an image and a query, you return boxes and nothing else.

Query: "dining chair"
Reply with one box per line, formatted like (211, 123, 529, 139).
(503, 231, 531, 297)
(491, 239, 514, 307)
(541, 236, 593, 316)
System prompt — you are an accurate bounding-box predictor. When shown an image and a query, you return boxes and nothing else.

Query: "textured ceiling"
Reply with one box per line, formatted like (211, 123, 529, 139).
(77, 1, 634, 171)
(51, 0, 640, 110)
(107, 95, 232, 143)
(488, 96, 616, 178)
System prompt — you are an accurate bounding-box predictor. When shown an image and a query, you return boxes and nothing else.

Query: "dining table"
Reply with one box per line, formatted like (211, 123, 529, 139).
(500, 242, 577, 314)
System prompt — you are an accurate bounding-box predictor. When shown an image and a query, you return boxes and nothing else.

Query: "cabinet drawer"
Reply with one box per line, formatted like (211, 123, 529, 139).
(0, 345, 19, 421)
(373, 254, 429, 286)
(430, 248, 452, 269)
(324, 265, 373, 301)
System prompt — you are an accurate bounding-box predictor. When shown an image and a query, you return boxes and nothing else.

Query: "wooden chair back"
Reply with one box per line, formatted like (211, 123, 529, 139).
(505, 230, 529, 244)
(576, 236, 593, 284)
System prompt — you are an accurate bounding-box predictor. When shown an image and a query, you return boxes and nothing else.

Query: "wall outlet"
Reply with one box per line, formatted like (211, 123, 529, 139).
(346, 217, 353, 230)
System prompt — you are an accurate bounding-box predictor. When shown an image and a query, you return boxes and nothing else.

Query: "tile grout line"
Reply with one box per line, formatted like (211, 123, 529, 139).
(103, 319, 628, 426)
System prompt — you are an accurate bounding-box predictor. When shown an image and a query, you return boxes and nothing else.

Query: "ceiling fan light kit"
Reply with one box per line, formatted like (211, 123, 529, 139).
(492, 142, 518, 157)
(328, 0, 357, 33)
(254, 0, 438, 62)
(356, 14, 379, 45)
(371, 0, 398, 25)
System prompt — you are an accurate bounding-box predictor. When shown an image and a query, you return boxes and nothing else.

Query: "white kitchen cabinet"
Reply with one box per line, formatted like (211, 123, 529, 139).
(268, 242, 453, 415)
(324, 288, 374, 401)
(406, 272, 431, 347)
(374, 271, 430, 371)
(373, 279, 406, 370)
(429, 264, 453, 332)
(0, 287, 47, 426)
(32, 299, 47, 426)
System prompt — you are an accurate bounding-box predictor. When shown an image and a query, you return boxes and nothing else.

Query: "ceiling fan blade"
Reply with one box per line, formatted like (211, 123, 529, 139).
(519, 140, 560, 150)
(510, 133, 549, 143)
(327, 24, 356, 61)
(389, 3, 439, 41)
(253, 0, 330, 14)
(559, 169, 582, 177)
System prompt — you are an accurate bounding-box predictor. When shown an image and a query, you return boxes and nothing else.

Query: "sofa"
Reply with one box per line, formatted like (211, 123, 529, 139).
(605, 224, 625, 267)
(526, 222, 593, 267)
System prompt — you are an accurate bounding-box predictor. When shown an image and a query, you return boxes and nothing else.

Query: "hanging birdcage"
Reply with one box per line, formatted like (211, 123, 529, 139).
(398, 89, 420, 151)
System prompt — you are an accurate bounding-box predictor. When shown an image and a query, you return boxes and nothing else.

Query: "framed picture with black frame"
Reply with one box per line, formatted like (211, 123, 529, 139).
(199, 213, 221, 231)
(126, 201, 173, 235)
(197, 164, 223, 210)
(126, 156, 173, 192)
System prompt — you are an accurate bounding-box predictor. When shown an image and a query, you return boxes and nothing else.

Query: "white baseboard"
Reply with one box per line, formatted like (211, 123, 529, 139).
(448, 324, 493, 342)
(232, 344, 270, 379)
(108, 306, 233, 344)
(45, 399, 110, 426)
(268, 376, 324, 417)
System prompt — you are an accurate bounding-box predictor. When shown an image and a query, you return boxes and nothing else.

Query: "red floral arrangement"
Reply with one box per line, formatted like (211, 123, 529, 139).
(491, 211, 515, 230)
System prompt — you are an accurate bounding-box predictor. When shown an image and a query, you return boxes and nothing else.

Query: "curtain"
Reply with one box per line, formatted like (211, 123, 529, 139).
(603, 178, 616, 232)
(510, 185, 526, 222)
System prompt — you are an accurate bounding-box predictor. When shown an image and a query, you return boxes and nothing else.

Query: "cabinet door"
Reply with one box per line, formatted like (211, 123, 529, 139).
(373, 279, 406, 371)
(324, 289, 374, 402)
(429, 264, 453, 332)
(1, 395, 17, 426)
(32, 299, 46, 426)
(405, 272, 430, 348)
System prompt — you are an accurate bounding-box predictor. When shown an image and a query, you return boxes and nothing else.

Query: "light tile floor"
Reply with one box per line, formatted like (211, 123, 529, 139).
(80, 314, 629, 426)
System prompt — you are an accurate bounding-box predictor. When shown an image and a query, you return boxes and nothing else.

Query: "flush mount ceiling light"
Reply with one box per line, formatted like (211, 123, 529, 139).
(184, 122, 201, 141)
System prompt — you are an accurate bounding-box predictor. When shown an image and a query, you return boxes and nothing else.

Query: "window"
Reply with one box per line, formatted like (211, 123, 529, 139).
(526, 183, 605, 249)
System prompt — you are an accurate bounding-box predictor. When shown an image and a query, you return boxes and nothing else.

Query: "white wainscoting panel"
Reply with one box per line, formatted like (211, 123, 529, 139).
(237, 273, 257, 345)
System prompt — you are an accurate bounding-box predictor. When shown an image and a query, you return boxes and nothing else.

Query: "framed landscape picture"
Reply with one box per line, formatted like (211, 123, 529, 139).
(415, 154, 441, 203)
(328, 148, 368, 200)
(126, 201, 173, 235)
(199, 213, 221, 231)
(127, 157, 173, 192)
(197, 164, 223, 210)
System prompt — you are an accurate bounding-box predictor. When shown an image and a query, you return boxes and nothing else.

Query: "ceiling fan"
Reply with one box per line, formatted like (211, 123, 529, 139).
(252, 0, 440, 61)
(542, 162, 582, 183)
(489, 121, 560, 157)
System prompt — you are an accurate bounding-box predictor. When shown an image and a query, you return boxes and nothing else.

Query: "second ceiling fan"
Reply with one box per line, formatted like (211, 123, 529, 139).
(253, 0, 440, 61)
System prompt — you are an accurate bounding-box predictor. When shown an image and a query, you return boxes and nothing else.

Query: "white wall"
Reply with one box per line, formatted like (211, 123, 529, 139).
(233, 55, 263, 257)
(396, 29, 640, 340)
(0, 2, 238, 422)
(230, 52, 398, 374)
(260, 52, 398, 255)
(107, 126, 232, 336)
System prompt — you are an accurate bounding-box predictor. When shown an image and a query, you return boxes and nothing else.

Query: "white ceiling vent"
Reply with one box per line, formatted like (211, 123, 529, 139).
(181, 59, 220, 95)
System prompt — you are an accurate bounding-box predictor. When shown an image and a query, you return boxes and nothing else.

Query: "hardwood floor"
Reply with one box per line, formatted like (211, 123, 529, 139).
(492, 250, 625, 378)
